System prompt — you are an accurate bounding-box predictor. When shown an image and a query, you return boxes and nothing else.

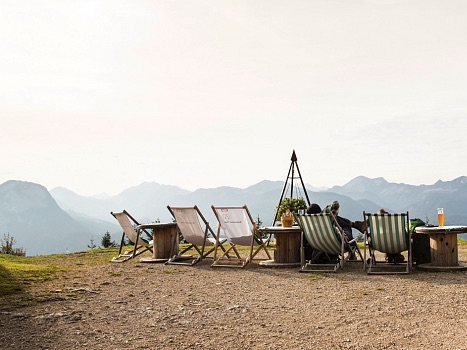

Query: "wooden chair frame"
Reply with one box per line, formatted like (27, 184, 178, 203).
(166, 205, 229, 266)
(110, 210, 153, 262)
(211, 205, 271, 268)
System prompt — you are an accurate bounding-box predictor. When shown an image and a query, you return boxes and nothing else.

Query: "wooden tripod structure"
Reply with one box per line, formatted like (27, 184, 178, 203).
(272, 150, 311, 226)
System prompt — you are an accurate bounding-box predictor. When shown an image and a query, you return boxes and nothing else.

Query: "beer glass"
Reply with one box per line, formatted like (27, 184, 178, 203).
(437, 208, 444, 227)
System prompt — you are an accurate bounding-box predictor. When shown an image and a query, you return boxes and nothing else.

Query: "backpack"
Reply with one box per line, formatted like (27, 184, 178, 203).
(408, 218, 431, 264)
(407, 218, 425, 234)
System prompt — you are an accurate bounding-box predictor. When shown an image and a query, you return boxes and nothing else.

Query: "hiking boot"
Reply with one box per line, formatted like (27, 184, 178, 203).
(326, 254, 339, 262)
(353, 221, 365, 234)
(349, 254, 358, 261)
(394, 254, 405, 263)
(386, 253, 405, 264)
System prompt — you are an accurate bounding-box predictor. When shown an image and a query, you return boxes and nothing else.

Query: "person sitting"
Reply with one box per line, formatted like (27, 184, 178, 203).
(307, 201, 365, 242)
(306, 201, 364, 260)
(377, 208, 405, 264)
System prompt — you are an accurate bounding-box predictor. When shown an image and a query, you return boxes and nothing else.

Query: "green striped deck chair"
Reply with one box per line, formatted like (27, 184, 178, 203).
(363, 211, 411, 274)
(295, 213, 359, 272)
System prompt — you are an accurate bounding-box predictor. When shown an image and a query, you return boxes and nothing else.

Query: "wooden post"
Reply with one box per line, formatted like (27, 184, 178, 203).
(430, 233, 458, 267)
(274, 231, 301, 263)
(153, 224, 179, 260)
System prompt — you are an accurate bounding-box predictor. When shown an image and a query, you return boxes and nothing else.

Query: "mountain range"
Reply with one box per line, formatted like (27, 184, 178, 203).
(1, 176, 467, 256)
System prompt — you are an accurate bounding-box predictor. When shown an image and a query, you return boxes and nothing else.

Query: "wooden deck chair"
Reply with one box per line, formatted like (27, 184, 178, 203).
(211, 205, 271, 268)
(166, 205, 229, 266)
(363, 211, 411, 274)
(295, 212, 363, 273)
(110, 210, 153, 263)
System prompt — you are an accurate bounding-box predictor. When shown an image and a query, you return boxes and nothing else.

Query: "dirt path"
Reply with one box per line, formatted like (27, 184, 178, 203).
(1, 248, 467, 350)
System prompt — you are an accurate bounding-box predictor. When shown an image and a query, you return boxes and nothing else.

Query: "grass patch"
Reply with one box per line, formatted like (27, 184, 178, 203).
(458, 238, 467, 247)
(109, 271, 124, 277)
(0, 243, 272, 298)
(0, 254, 64, 296)
(307, 272, 327, 281)
(75, 247, 121, 265)
(0, 247, 121, 297)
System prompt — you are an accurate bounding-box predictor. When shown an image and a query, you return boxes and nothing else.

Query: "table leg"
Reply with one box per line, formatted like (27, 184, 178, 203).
(274, 232, 301, 264)
(430, 233, 458, 267)
(153, 226, 179, 260)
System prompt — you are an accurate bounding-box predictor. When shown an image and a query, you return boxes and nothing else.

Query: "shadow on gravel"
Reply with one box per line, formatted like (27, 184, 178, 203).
(323, 262, 467, 286)
(0, 263, 23, 297)
(192, 258, 467, 286)
(0, 265, 63, 349)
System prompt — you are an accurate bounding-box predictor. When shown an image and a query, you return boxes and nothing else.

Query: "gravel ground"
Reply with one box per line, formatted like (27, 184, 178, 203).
(1, 248, 467, 350)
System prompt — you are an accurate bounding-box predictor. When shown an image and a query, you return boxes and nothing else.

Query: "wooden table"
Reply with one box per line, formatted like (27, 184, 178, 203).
(258, 226, 301, 267)
(415, 225, 467, 271)
(138, 223, 178, 263)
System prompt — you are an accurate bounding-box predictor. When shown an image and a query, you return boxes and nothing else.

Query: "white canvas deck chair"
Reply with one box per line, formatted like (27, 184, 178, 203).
(166, 205, 229, 266)
(363, 211, 411, 274)
(110, 210, 153, 263)
(211, 205, 271, 268)
(295, 212, 363, 273)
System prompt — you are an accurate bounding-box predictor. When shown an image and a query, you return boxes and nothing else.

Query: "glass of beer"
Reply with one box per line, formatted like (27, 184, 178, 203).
(437, 208, 444, 227)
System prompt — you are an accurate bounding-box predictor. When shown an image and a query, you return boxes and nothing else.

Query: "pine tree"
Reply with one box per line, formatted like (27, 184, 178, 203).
(101, 231, 116, 248)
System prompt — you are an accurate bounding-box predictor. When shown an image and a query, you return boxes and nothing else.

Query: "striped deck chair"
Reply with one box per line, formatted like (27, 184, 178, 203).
(211, 205, 271, 268)
(295, 212, 362, 272)
(363, 211, 411, 274)
(110, 210, 153, 263)
(166, 205, 230, 266)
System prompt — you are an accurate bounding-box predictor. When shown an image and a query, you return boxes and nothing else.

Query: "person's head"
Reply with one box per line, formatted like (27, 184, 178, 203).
(378, 208, 388, 214)
(307, 203, 321, 214)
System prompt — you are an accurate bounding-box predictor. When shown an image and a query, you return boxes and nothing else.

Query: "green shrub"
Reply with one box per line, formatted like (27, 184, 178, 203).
(277, 197, 307, 218)
(0, 233, 26, 256)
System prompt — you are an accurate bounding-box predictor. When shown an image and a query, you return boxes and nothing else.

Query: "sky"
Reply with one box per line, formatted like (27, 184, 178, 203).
(1, 0, 467, 196)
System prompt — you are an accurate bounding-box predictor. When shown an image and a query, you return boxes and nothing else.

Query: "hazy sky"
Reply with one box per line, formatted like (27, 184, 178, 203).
(2, 0, 467, 196)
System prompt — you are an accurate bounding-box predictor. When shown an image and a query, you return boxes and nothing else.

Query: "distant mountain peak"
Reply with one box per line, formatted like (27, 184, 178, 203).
(119, 181, 190, 195)
(334, 176, 389, 193)
(435, 176, 467, 188)
(453, 176, 467, 185)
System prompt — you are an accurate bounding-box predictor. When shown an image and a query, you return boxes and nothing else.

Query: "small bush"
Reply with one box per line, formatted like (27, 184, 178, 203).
(0, 233, 26, 256)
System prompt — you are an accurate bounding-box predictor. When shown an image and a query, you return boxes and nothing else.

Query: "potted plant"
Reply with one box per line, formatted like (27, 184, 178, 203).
(276, 197, 307, 227)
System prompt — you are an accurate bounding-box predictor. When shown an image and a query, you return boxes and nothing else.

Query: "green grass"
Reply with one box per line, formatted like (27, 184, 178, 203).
(0, 247, 120, 297)
(0, 241, 273, 298)
(458, 238, 467, 246)
(307, 272, 327, 281)
(72, 247, 121, 265)
(0, 254, 64, 296)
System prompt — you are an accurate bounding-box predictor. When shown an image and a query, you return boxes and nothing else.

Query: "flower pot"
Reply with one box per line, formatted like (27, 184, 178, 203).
(281, 216, 293, 227)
